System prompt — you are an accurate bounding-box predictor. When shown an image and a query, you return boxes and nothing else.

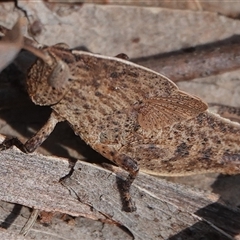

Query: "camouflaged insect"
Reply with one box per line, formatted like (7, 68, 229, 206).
(1, 42, 240, 212)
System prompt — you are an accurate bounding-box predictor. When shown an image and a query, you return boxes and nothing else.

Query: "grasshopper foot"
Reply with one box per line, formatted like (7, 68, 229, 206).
(0, 137, 28, 153)
(119, 175, 137, 212)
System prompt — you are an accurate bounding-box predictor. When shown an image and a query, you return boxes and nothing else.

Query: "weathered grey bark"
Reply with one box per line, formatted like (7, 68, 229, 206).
(0, 229, 31, 240)
(133, 36, 240, 82)
(0, 134, 240, 239)
(48, 0, 240, 18)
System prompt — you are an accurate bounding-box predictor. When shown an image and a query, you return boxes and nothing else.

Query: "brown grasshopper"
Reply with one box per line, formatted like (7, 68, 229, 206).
(1, 34, 240, 211)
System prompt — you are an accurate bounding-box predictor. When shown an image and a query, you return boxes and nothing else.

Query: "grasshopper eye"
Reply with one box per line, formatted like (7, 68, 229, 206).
(47, 60, 70, 89)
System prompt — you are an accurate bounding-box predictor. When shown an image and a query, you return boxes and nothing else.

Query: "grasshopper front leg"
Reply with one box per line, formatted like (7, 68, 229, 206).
(0, 111, 63, 153)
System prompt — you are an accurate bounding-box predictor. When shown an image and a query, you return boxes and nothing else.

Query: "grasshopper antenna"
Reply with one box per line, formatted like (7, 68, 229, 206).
(23, 44, 53, 66)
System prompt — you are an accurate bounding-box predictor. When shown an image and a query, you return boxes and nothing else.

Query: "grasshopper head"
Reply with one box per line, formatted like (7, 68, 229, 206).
(26, 44, 74, 106)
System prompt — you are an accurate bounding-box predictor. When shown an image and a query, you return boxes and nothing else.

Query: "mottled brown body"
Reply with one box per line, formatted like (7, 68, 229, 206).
(2, 43, 240, 211)
(26, 45, 240, 185)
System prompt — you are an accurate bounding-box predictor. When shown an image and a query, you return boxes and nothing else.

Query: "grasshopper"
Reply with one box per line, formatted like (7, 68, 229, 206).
(1, 36, 240, 211)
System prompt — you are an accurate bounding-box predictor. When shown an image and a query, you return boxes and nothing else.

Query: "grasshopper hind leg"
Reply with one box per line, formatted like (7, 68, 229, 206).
(94, 143, 139, 212)
(116, 154, 139, 212)
(110, 153, 139, 212)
